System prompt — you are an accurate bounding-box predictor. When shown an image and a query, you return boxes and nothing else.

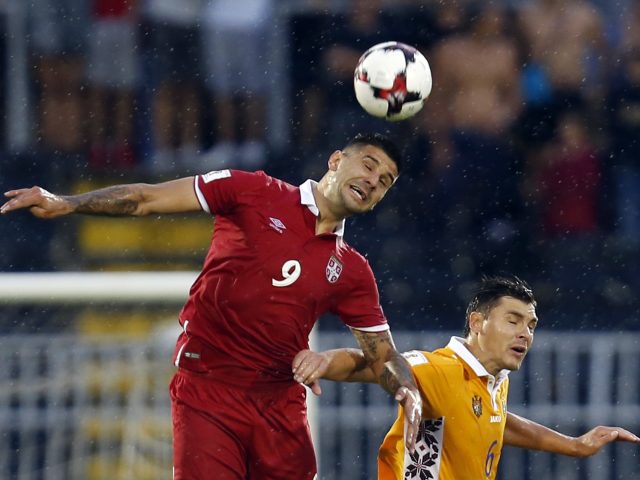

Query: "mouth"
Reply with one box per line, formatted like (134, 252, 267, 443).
(349, 184, 368, 203)
(510, 345, 527, 357)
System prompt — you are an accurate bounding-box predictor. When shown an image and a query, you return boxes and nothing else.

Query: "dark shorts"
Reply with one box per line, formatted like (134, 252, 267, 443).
(170, 369, 317, 479)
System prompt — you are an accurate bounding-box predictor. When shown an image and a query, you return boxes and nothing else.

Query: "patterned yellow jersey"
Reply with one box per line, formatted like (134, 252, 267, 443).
(378, 337, 510, 480)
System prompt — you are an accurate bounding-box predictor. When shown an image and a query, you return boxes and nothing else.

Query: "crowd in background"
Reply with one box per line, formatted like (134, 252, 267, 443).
(2, 0, 640, 330)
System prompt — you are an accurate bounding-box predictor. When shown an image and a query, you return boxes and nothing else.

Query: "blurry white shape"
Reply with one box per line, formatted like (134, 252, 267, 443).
(0, 271, 199, 304)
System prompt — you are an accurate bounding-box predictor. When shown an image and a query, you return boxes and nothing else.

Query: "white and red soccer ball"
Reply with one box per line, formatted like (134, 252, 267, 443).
(354, 41, 432, 121)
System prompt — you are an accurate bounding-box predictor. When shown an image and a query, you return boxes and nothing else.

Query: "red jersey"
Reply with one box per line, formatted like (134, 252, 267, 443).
(174, 170, 388, 387)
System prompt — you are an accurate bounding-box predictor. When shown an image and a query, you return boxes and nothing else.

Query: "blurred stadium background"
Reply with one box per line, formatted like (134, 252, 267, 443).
(1, 0, 639, 478)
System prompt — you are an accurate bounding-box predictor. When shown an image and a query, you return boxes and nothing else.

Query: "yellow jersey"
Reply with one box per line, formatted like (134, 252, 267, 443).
(378, 337, 510, 480)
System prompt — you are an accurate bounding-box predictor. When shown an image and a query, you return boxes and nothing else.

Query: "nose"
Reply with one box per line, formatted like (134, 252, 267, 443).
(518, 325, 533, 343)
(364, 173, 378, 190)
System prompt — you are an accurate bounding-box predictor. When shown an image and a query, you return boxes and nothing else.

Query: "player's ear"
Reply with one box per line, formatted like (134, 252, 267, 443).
(468, 311, 484, 335)
(328, 150, 342, 171)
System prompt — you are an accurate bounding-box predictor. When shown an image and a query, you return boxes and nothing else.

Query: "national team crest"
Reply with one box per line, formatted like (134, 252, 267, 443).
(472, 395, 483, 418)
(326, 256, 343, 284)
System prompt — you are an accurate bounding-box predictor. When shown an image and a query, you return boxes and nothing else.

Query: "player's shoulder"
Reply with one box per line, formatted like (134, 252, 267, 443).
(403, 348, 463, 370)
(203, 169, 297, 194)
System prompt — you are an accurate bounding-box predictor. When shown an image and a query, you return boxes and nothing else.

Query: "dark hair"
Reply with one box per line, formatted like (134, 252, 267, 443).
(343, 133, 403, 174)
(463, 275, 536, 337)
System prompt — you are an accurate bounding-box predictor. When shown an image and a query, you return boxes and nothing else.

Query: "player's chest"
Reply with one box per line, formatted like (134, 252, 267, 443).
(464, 386, 507, 430)
(235, 208, 350, 290)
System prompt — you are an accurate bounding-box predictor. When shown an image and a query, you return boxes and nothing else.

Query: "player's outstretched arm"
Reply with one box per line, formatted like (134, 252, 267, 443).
(505, 412, 640, 456)
(1, 178, 201, 218)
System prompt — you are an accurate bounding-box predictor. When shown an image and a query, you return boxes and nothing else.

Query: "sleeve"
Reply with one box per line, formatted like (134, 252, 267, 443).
(194, 169, 269, 215)
(409, 355, 449, 416)
(333, 257, 389, 332)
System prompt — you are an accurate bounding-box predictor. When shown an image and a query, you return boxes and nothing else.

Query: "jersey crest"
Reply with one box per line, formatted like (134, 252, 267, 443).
(472, 395, 483, 418)
(326, 255, 343, 283)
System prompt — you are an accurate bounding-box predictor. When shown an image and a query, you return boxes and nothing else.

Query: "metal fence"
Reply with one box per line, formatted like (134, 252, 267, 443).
(0, 331, 638, 480)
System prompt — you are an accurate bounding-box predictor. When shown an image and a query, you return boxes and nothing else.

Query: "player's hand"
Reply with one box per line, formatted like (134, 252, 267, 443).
(396, 386, 422, 453)
(292, 349, 329, 396)
(574, 426, 640, 456)
(1, 187, 72, 218)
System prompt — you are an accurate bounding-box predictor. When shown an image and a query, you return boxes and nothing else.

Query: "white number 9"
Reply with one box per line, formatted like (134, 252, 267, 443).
(272, 260, 301, 287)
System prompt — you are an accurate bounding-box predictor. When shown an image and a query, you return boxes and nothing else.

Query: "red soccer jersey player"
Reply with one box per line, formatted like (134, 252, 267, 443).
(2, 133, 423, 479)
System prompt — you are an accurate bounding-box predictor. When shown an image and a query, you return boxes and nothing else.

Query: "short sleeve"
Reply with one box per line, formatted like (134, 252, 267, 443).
(334, 259, 389, 332)
(410, 355, 455, 416)
(194, 169, 269, 215)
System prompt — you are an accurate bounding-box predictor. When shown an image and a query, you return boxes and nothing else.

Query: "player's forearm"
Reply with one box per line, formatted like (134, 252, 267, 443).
(505, 412, 579, 456)
(379, 351, 417, 396)
(63, 185, 149, 216)
(63, 178, 200, 216)
(320, 348, 376, 383)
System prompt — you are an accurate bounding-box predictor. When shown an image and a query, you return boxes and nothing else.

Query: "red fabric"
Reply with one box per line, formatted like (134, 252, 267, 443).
(175, 170, 387, 388)
(540, 147, 601, 235)
(170, 369, 317, 479)
(94, 0, 133, 18)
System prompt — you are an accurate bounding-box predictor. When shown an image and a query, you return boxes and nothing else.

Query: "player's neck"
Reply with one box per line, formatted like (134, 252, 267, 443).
(312, 182, 347, 235)
(465, 341, 501, 377)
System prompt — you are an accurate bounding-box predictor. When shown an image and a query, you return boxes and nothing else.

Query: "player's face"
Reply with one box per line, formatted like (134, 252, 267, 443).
(328, 145, 399, 214)
(471, 296, 538, 375)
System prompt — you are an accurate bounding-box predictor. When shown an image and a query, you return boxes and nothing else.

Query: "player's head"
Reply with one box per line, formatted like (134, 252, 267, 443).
(320, 133, 402, 216)
(464, 276, 538, 374)
(343, 133, 403, 174)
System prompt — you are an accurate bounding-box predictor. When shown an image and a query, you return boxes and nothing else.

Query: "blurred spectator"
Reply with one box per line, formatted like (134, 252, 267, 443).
(424, 6, 523, 249)
(616, 0, 640, 52)
(28, 0, 89, 153)
(608, 50, 640, 243)
(288, 6, 331, 155)
(200, 0, 273, 169)
(86, 0, 140, 170)
(0, 1, 5, 149)
(517, 0, 608, 115)
(524, 111, 604, 300)
(142, 0, 203, 175)
(529, 111, 602, 238)
(318, 0, 400, 147)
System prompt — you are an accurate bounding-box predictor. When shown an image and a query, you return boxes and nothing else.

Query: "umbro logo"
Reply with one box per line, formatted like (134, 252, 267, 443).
(269, 217, 286, 233)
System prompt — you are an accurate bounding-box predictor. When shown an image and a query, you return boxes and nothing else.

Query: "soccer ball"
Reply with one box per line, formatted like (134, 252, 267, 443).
(354, 41, 432, 121)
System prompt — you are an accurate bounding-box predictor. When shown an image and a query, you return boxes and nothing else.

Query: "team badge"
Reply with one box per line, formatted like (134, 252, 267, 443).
(472, 395, 483, 418)
(326, 256, 343, 283)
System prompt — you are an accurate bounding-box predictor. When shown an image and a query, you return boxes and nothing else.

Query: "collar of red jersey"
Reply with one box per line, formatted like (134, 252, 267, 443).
(447, 336, 510, 383)
(299, 179, 346, 236)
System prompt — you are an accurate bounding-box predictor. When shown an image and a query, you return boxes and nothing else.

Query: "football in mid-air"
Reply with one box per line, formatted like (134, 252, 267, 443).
(354, 41, 432, 121)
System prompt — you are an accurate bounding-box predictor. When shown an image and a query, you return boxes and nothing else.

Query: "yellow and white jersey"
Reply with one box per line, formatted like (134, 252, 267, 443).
(378, 337, 509, 480)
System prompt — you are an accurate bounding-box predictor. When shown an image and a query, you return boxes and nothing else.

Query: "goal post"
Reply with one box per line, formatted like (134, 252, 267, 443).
(0, 271, 199, 303)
